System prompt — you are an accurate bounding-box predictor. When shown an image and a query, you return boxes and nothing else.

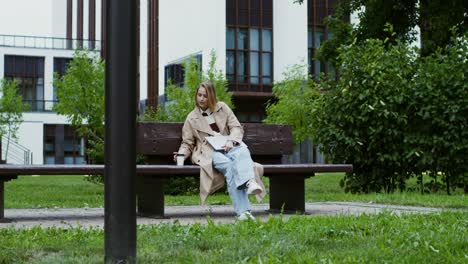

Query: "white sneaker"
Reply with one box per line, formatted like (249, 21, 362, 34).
(237, 211, 255, 221)
(246, 179, 262, 195)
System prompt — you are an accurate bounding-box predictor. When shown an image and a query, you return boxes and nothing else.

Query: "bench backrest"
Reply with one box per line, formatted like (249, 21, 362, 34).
(136, 122, 293, 164)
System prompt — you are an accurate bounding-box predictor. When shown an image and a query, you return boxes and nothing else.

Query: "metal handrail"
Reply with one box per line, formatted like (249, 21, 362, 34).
(0, 34, 101, 51)
(1, 136, 32, 164)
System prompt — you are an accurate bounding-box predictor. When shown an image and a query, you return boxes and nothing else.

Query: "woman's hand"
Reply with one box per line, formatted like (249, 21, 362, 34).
(223, 140, 234, 152)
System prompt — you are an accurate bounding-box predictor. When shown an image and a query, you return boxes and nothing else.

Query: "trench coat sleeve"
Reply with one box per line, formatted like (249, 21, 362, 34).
(225, 104, 244, 144)
(178, 118, 195, 159)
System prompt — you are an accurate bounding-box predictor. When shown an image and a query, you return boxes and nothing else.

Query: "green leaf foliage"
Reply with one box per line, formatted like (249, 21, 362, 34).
(0, 79, 28, 160)
(267, 32, 467, 194)
(53, 50, 105, 164)
(319, 0, 468, 61)
(143, 51, 233, 122)
(264, 64, 321, 143)
(0, 79, 28, 137)
(408, 33, 468, 193)
(313, 38, 417, 193)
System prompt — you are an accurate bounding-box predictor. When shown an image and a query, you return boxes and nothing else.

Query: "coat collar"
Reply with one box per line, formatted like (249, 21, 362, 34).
(190, 102, 228, 135)
(213, 103, 228, 133)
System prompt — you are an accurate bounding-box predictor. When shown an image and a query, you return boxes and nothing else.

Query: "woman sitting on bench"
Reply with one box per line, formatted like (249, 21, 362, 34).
(175, 81, 265, 221)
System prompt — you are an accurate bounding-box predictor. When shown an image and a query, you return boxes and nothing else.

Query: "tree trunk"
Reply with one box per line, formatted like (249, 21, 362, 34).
(419, 174, 424, 195)
(419, 0, 431, 56)
(5, 125, 11, 163)
(446, 173, 451, 195)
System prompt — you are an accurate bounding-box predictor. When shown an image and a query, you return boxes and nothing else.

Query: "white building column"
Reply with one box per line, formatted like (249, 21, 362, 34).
(139, 0, 148, 100)
(72, 0, 78, 41)
(44, 55, 54, 110)
(273, 0, 308, 81)
(17, 121, 44, 164)
(84, 0, 89, 42)
(52, 0, 68, 38)
(96, 0, 102, 42)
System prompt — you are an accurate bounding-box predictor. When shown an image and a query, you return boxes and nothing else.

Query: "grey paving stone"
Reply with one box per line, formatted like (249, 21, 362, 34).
(0, 202, 456, 229)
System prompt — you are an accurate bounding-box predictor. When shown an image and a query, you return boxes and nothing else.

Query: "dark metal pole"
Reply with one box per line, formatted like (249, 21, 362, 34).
(104, 0, 137, 262)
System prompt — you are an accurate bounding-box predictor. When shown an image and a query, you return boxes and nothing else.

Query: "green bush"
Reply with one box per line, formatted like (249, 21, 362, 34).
(0, 79, 29, 161)
(53, 50, 105, 184)
(312, 38, 417, 193)
(267, 32, 467, 194)
(408, 33, 468, 194)
(264, 64, 321, 143)
(54, 50, 105, 165)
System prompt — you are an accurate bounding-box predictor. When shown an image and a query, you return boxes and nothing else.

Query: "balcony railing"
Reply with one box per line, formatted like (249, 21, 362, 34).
(23, 100, 58, 112)
(0, 34, 101, 51)
(1, 136, 32, 164)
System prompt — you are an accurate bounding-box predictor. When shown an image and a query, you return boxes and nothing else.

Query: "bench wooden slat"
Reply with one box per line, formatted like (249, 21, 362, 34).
(265, 164, 353, 175)
(0, 164, 352, 176)
(137, 122, 294, 156)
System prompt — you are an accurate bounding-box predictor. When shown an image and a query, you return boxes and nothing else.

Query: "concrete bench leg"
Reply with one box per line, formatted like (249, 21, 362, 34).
(137, 176, 166, 218)
(269, 175, 306, 214)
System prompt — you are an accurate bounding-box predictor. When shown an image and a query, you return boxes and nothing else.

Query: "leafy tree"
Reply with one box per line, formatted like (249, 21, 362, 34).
(143, 50, 233, 122)
(350, 0, 418, 44)
(312, 38, 417, 193)
(53, 50, 105, 164)
(0, 79, 28, 161)
(302, 0, 468, 61)
(409, 33, 468, 194)
(419, 0, 468, 56)
(290, 1, 467, 193)
(264, 64, 321, 143)
(267, 32, 467, 194)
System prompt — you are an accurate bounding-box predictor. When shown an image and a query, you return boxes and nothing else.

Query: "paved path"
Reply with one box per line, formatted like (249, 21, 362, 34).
(0, 202, 457, 229)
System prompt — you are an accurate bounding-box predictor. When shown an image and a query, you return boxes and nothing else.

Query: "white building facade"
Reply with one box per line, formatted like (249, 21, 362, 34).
(0, 0, 104, 164)
(0, 0, 339, 164)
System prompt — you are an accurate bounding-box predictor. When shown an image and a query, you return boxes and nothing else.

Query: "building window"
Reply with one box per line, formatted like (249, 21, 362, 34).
(4, 55, 45, 111)
(164, 64, 184, 87)
(53, 58, 72, 102)
(64, 125, 85, 164)
(164, 54, 202, 88)
(308, 0, 339, 80)
(44, 124, 86, 165)
(226, 0, 273, 93)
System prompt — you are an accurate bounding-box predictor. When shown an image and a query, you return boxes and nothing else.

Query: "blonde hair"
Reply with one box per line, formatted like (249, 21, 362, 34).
(196, 81, 218, 112)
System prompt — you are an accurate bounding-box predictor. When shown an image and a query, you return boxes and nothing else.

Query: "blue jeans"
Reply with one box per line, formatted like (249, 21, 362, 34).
(212, 144, 255, 216)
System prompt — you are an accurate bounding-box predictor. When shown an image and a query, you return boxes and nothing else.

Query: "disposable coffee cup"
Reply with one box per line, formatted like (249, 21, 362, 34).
(176, 153, 185, 166)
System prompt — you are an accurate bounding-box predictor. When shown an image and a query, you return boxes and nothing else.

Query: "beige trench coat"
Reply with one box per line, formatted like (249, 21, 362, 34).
(177, 101, 266, 204)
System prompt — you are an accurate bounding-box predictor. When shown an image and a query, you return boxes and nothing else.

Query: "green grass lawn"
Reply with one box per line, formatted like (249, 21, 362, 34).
(1, 212, 467, 263)
(2, 175, 467, 263)
(4, 173, 466, 209)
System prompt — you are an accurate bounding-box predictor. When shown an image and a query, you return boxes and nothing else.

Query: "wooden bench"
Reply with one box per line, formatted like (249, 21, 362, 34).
(0, 122, 352, 221)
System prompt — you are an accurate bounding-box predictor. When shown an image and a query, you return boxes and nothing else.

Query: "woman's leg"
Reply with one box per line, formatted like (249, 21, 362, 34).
(226, 145, 255, 188)
(212, 151, 251, 215)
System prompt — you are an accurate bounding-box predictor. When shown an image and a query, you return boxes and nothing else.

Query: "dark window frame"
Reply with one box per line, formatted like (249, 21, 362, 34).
(226, 0, 273, 93)
(164, 54, 202, 88)
(53, 57, 73, 102)
(43, 124, 87, 165)
(4, 55, 45, 112)
(307, 0, 339, 80)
